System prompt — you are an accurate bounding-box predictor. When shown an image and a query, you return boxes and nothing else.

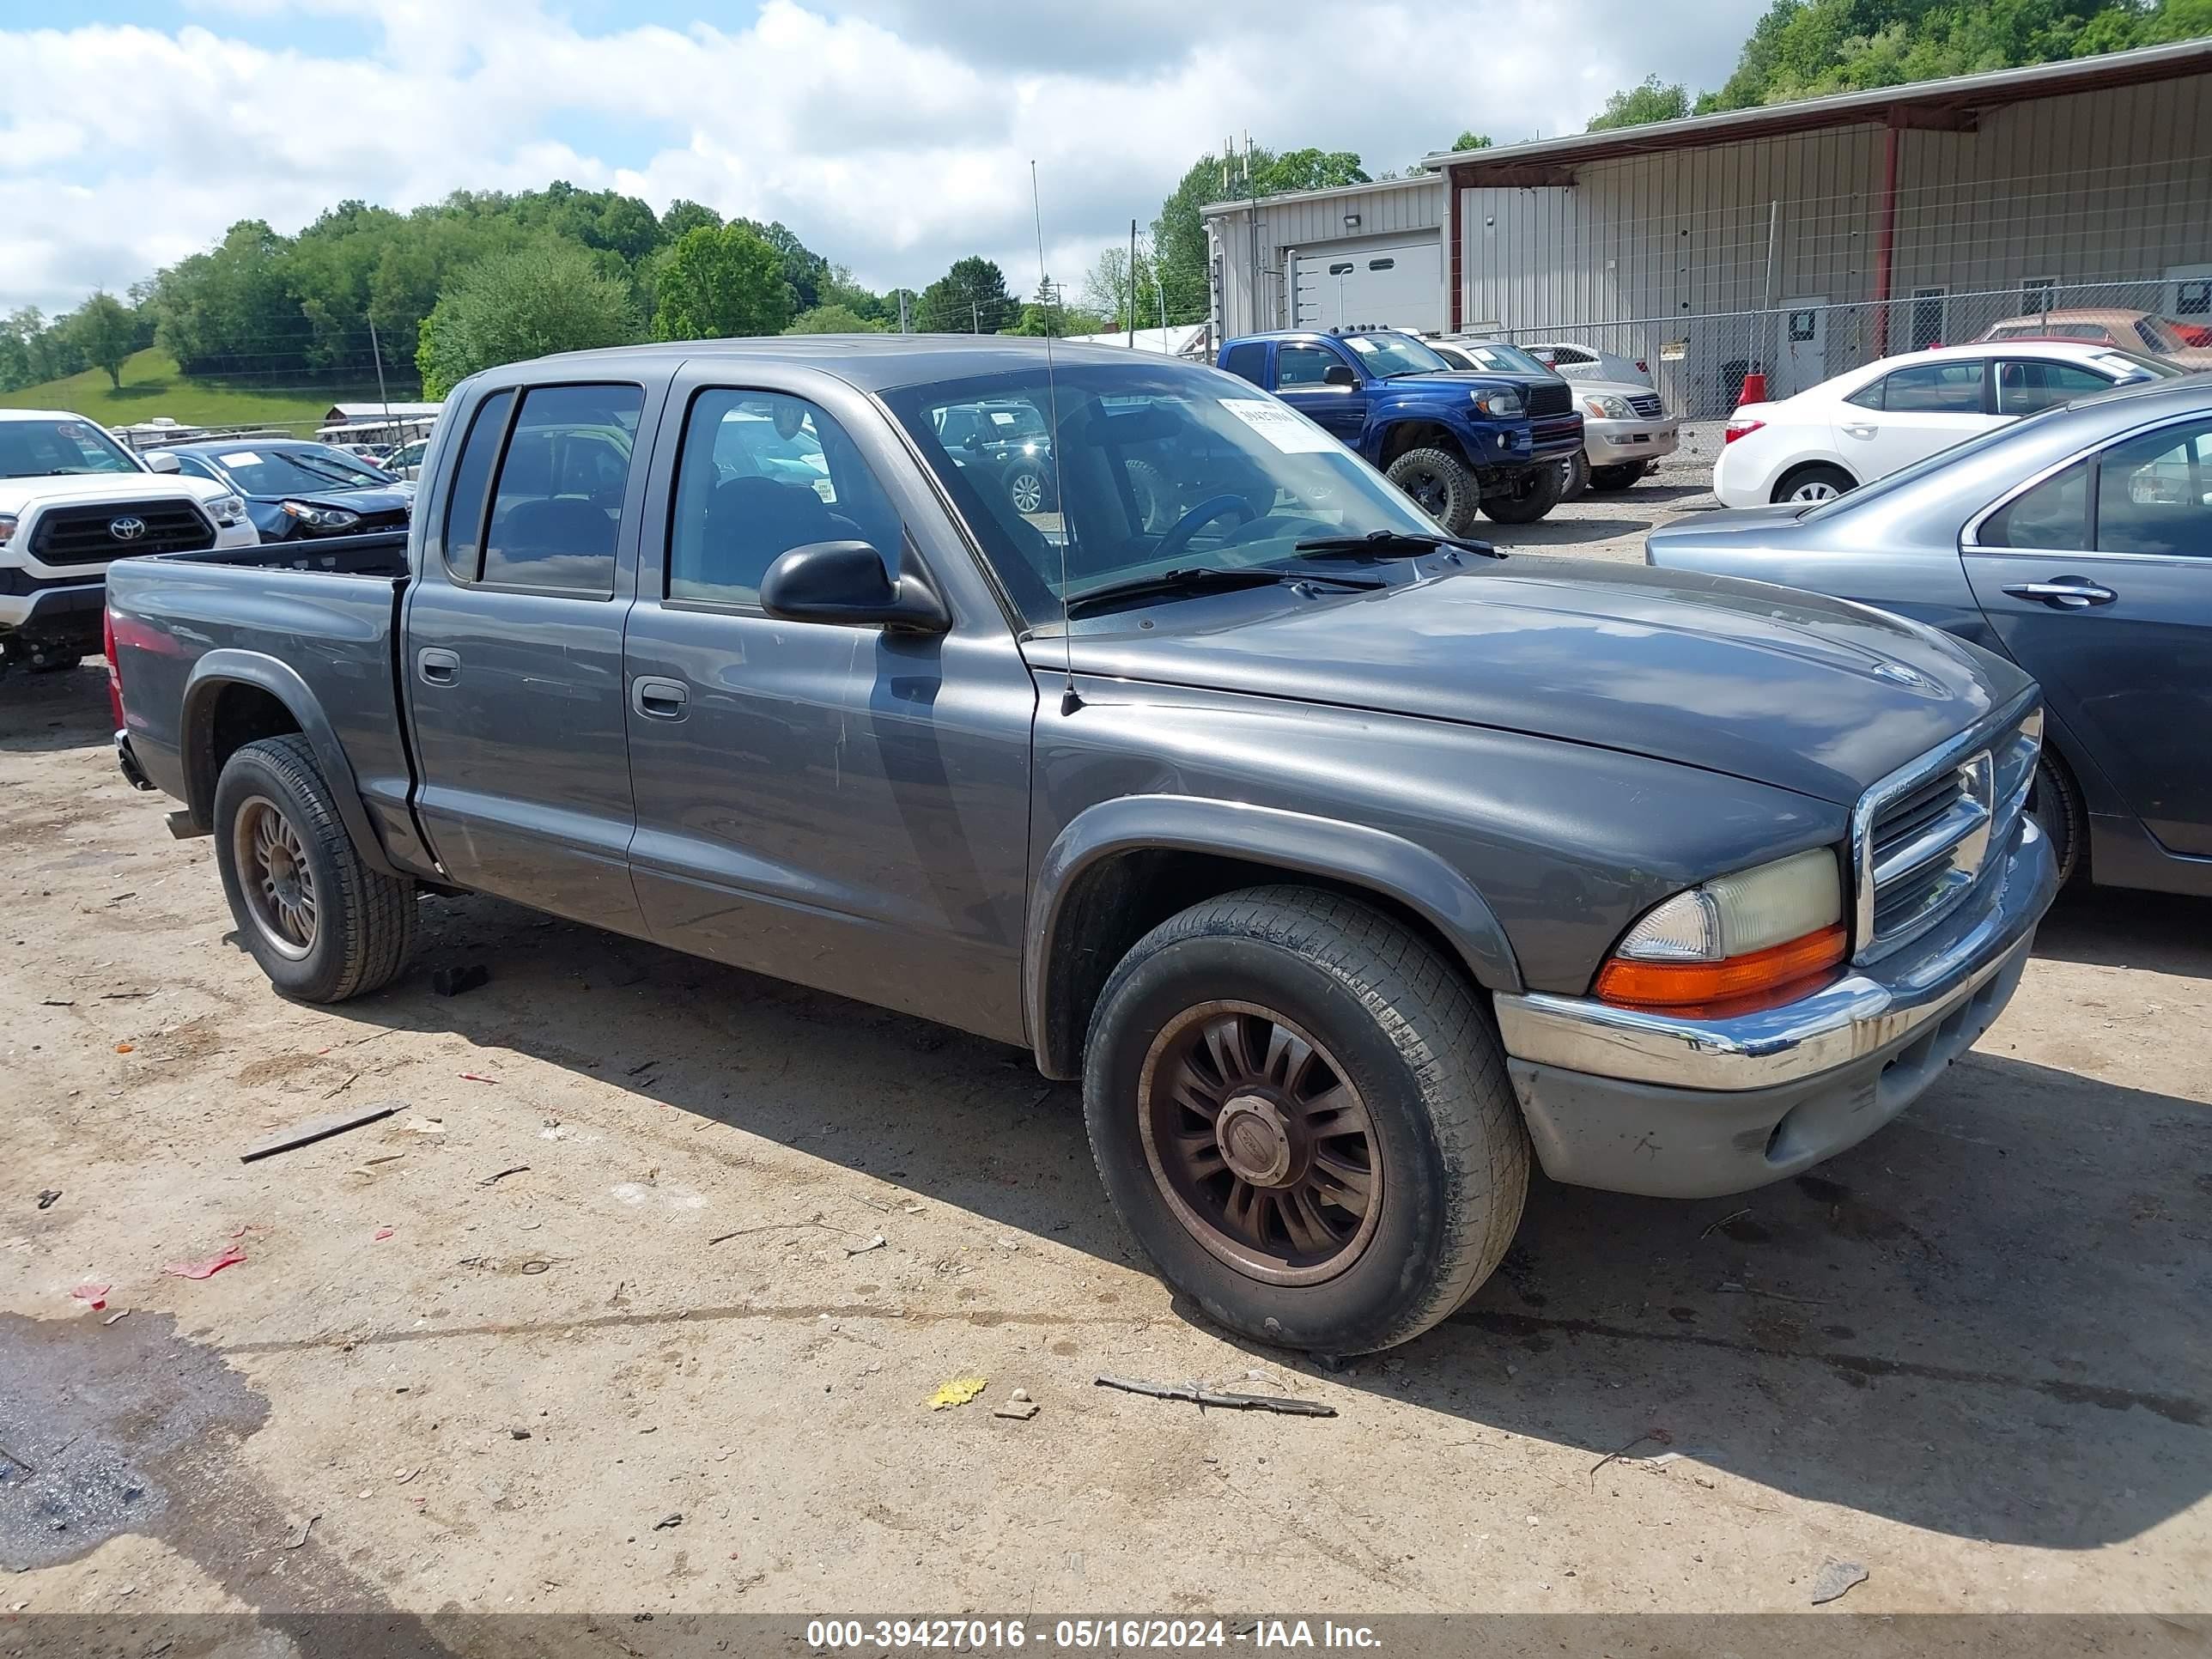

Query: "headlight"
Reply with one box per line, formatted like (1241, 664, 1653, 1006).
(0, 514, 16, 547)
(280, 501, 361, 530)
(210, 495, 248, 526)
(1585, 395, 1635, 419)
(1470, 387, 1524, 418)
(1593, 848, 1846, 1014)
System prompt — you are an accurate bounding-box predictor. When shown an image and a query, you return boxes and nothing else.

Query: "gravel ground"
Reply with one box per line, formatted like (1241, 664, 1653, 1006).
(3, 447, 2209, 1638)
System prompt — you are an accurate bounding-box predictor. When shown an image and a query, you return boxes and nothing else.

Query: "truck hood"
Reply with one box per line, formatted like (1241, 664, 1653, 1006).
(243, 483, 411, 514)
(1032, 561, 2029, 805)
(0, 472, 225, 511)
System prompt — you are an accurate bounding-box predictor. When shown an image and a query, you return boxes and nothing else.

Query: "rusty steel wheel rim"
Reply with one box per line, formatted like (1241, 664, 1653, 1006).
(234, 795, 317, 961)
(1137, 1000, 1383, 1286)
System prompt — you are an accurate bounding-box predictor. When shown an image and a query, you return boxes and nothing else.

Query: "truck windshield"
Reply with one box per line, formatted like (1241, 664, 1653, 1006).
(0, 418, 140, 478)
(1335, 332, 1451, 378)
(883, 362, 1448, 629)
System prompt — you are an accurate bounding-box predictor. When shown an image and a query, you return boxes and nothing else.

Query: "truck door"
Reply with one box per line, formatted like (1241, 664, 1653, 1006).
(618, 370, 1036, 1043)
(401, 378, 659, 934)
(1273, 340, 1367, 441)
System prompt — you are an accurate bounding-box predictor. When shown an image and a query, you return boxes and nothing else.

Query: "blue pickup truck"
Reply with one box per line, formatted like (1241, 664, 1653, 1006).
(1218, 328, 1585, 530)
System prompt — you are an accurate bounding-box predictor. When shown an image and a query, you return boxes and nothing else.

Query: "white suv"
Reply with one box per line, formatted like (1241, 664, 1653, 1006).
(1712, 342, 2182, 508)
(1, 409, 257, 672)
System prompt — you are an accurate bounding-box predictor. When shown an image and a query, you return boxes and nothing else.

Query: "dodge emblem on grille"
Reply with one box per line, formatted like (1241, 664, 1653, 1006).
(107, 516, 148, 542)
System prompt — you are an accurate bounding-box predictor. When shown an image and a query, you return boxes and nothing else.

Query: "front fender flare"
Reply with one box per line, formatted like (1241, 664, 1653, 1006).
(181, 649, 401, 879)
(1025, 795, 1523, 1076)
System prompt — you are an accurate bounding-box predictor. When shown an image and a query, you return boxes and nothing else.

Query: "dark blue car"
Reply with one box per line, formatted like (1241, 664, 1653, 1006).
(157, 440, 414, 542)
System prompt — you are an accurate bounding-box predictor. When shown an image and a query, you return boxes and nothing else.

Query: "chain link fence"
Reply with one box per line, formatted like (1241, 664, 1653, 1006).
(1492, 273, 2212, 421)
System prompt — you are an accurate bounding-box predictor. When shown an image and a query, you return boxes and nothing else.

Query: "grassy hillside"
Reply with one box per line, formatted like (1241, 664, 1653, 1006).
(0, 348, 385, 432)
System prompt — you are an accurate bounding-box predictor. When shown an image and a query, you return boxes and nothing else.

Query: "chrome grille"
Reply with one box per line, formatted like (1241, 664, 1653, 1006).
(1628, 393, 1665, 420)
(1853, 699, 2041, 962)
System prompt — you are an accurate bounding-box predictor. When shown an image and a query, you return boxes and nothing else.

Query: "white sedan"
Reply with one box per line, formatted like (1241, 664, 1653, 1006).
(1711, 341, 2185, 507)
(1520, 340, 1653, 387)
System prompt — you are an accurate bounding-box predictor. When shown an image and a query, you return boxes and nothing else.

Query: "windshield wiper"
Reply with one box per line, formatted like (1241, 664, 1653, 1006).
(1064, 565, 1382, 619)
(1293, 528, 1506, 562)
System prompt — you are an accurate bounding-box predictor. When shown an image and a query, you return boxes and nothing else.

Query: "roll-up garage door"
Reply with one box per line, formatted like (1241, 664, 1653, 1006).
(1292, 236, 1441, 334)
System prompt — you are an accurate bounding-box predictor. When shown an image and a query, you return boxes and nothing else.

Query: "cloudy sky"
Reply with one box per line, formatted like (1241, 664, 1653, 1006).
(0, 0, 1768, 315)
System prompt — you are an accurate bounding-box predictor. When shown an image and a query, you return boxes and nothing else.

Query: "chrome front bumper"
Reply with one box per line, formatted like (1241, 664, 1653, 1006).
(1492, 817, 2057, 1198)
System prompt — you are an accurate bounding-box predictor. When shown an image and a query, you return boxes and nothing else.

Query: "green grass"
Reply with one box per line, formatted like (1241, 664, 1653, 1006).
(0, 348, 392, 433)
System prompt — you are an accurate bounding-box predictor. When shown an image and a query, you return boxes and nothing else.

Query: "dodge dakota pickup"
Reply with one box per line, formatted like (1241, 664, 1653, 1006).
(108, 337, 2057, 1354)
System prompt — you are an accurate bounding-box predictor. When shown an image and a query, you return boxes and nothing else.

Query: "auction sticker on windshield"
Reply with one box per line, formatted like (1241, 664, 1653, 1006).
(1219, 399, 1335, 453)
(221, 452, 263, 466)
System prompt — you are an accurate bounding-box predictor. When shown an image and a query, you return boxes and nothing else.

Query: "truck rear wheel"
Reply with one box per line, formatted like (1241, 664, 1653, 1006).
(1480, 463, 1566, 525)
(1082, 885, 1528, 1355)
(1385, 447, 1479, 537)
(212, 735, 417, 1003)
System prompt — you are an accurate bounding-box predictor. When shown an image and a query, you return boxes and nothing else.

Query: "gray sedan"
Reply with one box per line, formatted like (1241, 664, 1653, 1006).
(1648, 374, 2212, 895)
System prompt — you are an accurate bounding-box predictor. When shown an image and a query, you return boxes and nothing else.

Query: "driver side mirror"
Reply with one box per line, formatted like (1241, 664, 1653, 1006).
(1322, 364, 1358, 388)
(144, 451, 182, 473)
(759, 540, 950, 635)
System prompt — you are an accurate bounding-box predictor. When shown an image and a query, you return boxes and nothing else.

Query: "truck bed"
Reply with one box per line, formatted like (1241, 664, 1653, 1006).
(106, 529, 426, 875)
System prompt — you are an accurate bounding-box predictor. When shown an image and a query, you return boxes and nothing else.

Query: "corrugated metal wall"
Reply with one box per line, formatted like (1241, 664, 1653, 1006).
(1459, 72, 2211, 332)
(1209, 177, 1446, 335)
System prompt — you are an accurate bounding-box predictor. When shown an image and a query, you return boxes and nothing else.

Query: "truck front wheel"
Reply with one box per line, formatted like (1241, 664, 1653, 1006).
(1082, 885, 1528, 1355)
(1384, 447, 1479, 536)
(213, 735, 417, 1003)
(1480, 463, 1567, 525)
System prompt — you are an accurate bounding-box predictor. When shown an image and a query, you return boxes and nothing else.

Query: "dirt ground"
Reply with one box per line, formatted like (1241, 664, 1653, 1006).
(3, 453, 2209, 1639)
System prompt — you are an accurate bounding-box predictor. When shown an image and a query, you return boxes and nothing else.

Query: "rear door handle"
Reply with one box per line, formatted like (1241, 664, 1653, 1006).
(416, 647, 460, 685)
(2002, 579, 2118, 609)
(1841, 423, 1878, 439)
(631, 677, 690, 720)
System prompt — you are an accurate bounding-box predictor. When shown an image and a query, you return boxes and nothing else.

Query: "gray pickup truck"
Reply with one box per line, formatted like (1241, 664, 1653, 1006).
(108, 337, 2057, 1355)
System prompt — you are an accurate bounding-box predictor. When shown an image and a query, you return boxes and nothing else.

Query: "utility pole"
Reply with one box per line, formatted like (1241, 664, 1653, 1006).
(1244, 131, 1259, 332)
(366, 314, 393, 444)
(1128, 218, 1138, 348)
(898, 289, 909, 334)
(971, 299, 980, 334)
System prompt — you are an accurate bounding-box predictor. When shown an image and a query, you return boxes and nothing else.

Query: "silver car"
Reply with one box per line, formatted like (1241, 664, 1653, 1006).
(1522, 340, 1654, 388)
(1430, 339, 1677, 494)
(1646, 373, 2212, 895)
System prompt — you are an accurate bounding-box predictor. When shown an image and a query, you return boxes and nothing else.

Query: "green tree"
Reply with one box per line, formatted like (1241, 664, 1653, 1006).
(1079, 246, 1164, 331)
(659, 199, 722, 241)
(651, 222, 793, 340)
(1587, 74, 1692, 130)
(1150, 143, 1370, 328)
(916, 257, 1015, 332)
(1002, 298, 1113, 337)
(1451, 131, 1494, 150)
(70, 291, 137, 389)
(416, 240, 639, 397)
(785, 303, 887, 334)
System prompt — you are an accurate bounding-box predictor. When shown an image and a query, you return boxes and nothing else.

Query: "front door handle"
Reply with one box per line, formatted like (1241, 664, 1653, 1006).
(631, 677, 690, 720)
(416, 647, 460, 685)
(1841, 422, 1878, 439)
(2002, 579, 2118, 609)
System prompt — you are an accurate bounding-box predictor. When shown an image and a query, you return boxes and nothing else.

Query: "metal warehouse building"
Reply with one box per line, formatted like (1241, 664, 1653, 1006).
(1206, 39, 2212, 415)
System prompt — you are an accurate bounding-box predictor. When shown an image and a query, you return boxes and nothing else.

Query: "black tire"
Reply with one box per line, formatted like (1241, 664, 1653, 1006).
(1386, 447, 1479, 537)
(1082, 885, 1529, 1355)
(1480, 462, 1567, 525)
(1771, 462, 1855, 506)
(212, 735, 416, 1002)
(1587, 462, 1645, 493)
(2027, 750, 2085, 886)
(1558, 452, 1591, 501)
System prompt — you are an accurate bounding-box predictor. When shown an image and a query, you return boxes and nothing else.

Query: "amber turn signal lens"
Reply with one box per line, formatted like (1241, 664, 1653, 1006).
(1594, 922, 1848, 1016)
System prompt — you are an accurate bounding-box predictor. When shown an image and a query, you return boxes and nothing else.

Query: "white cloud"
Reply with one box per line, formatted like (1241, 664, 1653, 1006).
(0, 0, 1766, 314)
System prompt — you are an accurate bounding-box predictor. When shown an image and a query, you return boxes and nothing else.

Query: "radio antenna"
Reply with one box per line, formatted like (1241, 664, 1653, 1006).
(1030, 159, 1080, 717)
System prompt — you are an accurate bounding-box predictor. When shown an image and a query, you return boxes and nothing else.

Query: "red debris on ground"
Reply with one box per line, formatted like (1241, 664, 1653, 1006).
(163, 1245, 247, 1280)
(71, 1283, 110, 1310)
(374, 1227, 394, 1241)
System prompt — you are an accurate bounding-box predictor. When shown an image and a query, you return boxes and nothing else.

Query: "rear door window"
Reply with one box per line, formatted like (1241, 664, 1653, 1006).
(1981, 461, 2089, 550)
(2095, 419, 2212, 557)
(440, 388, 514, 582)
(1221, 343, 1267, 386)
(1993, 360, 2112, 416)
(1879, 362, 1985, 413)
(479, 384, 642, 595)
